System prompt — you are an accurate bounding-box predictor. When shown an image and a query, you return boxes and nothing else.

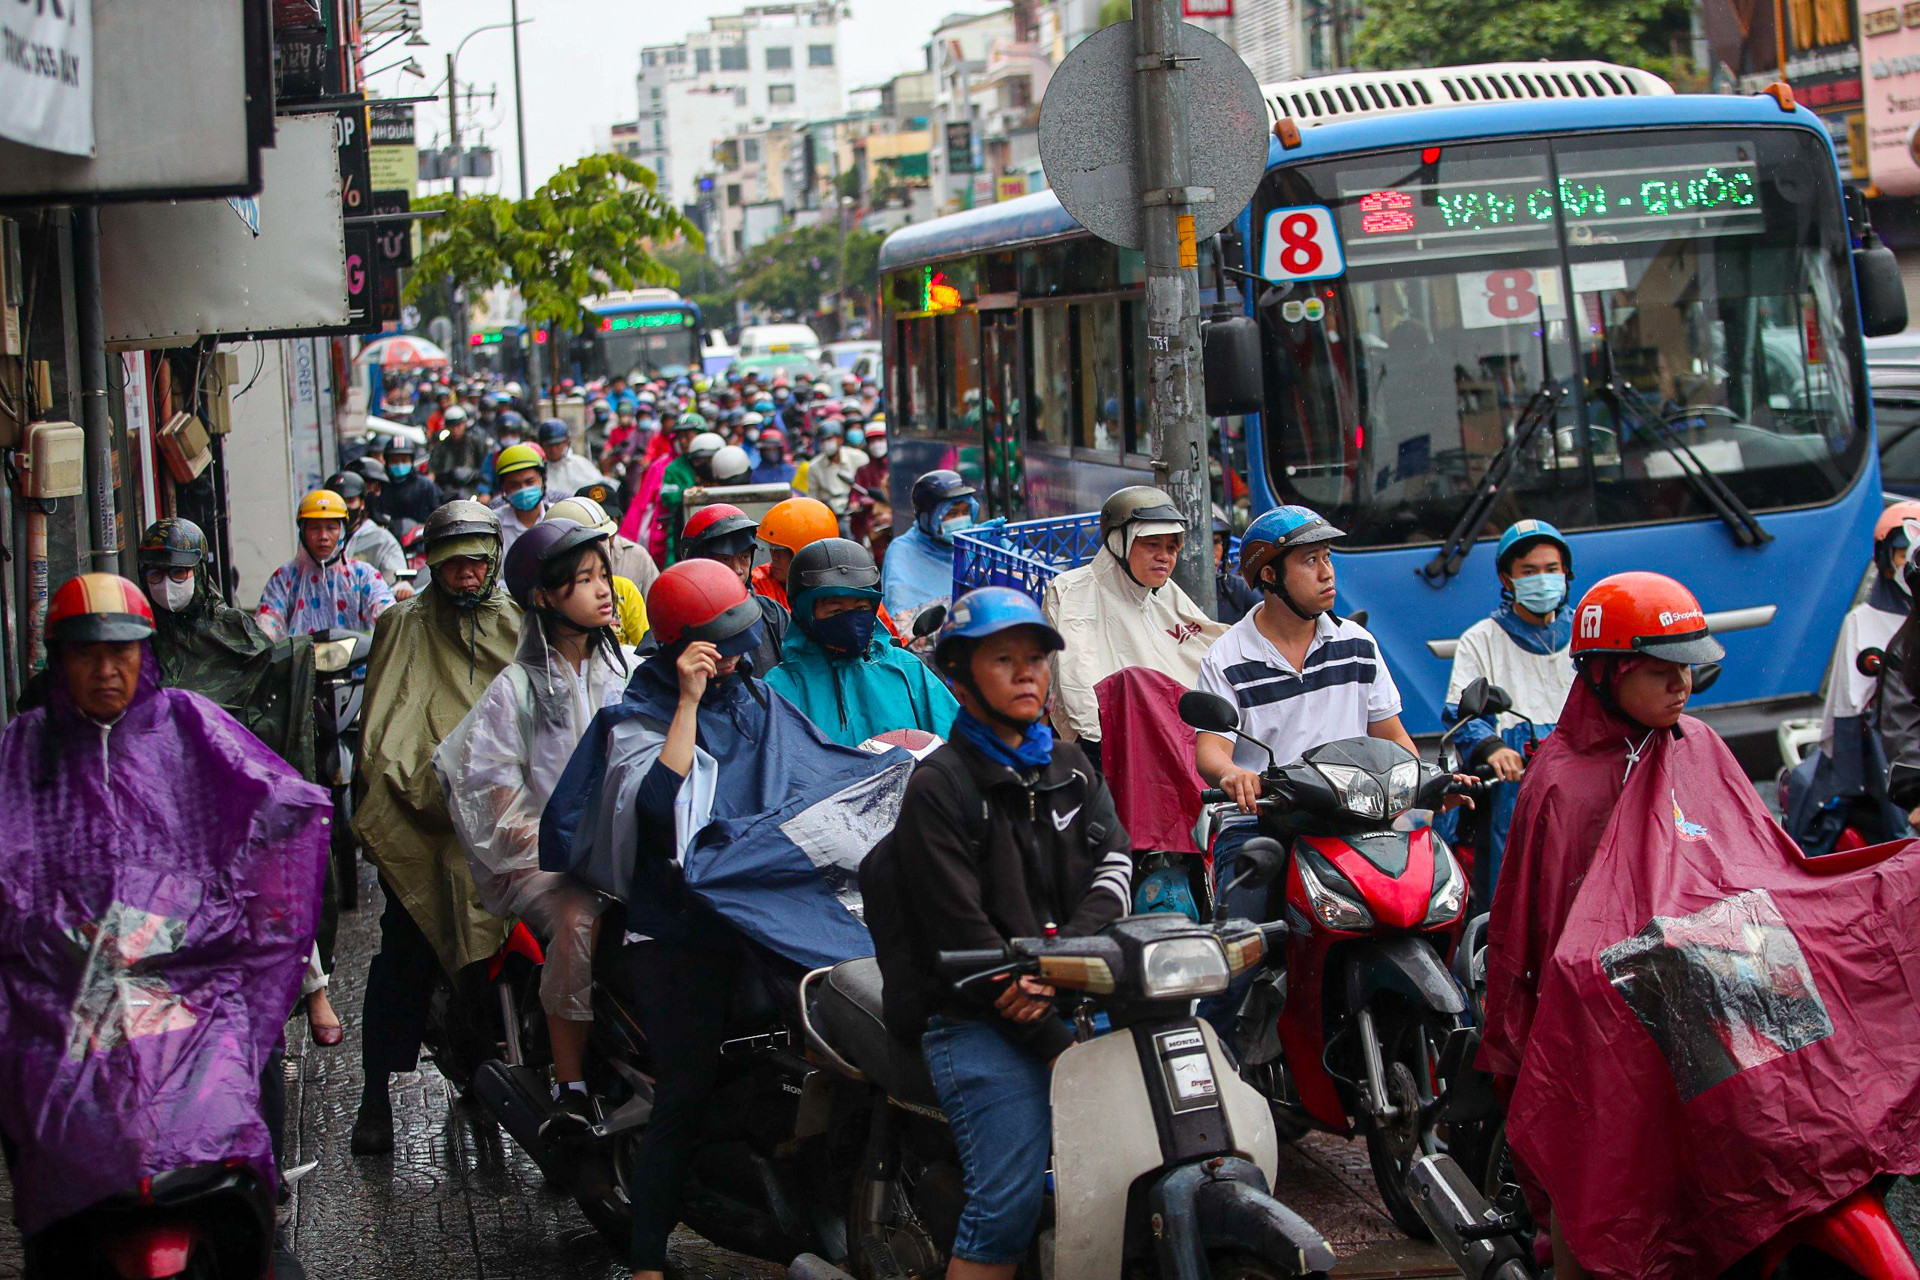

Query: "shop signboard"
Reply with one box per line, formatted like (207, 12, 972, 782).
(1861, 0, 1920, 196)
(0, 0, 94, 156)
(98, 113, 349, 345)
(0, 0, 270, 203)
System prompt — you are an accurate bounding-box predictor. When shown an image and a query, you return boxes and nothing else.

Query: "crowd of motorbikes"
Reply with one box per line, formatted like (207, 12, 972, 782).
(50, 634, 1917, 1278)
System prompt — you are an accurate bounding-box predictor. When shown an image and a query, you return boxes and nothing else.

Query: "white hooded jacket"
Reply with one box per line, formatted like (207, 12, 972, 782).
(1043, 538, 1228, 743)
(433, 613, 636, 915)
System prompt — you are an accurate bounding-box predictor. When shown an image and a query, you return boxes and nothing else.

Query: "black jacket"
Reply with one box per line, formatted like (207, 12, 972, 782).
(862, 733, 1132, 1059)
(378, 470, 441, 527)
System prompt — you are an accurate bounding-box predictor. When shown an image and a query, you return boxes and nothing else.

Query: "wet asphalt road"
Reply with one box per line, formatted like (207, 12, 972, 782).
(0, 856, 1912, 1277)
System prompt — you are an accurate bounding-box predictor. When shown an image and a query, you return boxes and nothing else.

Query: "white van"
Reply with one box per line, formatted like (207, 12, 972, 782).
(736, 322, 823, 362)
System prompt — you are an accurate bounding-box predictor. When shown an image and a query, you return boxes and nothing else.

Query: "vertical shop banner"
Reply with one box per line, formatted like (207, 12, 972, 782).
(1861, 1, 1920, 196)
(122, 352, 160, 525)
(0, 0, 93, 155)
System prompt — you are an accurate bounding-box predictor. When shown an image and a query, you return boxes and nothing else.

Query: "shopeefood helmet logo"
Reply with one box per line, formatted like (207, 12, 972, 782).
(1579, 605, 1604, 639)
(1658, 608, 1703, 628)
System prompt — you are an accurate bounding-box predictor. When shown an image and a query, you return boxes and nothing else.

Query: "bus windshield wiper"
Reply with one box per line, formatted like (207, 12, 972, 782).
(1420, 382, 1563, 585)
(1598, 381, 1773, 548)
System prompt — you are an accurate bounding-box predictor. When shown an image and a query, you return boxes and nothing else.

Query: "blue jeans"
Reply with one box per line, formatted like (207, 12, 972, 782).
(922, 1015, 1054, 1265)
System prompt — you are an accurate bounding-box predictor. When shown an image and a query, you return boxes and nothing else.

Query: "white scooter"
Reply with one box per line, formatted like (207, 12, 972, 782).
(792, 841, 1334, 1280)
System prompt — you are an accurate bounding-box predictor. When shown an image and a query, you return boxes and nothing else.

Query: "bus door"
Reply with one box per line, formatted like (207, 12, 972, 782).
(979, 308, 1026, 521)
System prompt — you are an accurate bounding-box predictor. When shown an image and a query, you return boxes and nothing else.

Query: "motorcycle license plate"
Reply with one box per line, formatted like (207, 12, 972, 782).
(1155, 1028, 1220, 1113)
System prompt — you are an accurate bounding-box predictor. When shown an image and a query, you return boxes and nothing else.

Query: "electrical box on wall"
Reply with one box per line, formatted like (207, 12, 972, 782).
(20, 421, 84, 499)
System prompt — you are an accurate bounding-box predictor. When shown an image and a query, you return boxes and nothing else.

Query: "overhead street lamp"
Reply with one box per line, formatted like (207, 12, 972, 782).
(445, 17, 533, 372)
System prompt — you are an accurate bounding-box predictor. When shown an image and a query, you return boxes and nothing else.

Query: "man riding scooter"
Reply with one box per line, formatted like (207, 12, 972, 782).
(0, 574, 330, 1278)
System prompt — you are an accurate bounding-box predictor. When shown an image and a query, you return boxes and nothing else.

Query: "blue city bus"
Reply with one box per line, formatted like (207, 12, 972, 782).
(877, 62, 1895, 737)
(576, 290, 704, 384)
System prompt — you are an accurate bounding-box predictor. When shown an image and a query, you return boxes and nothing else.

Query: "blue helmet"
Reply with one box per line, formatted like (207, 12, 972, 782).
(536, 418, 570, 445)
(1240, 505, 1343, 578)
(933, 587, 1064, 678)
(912, 469, 979, 539)
(1494, 518, 1573, 576)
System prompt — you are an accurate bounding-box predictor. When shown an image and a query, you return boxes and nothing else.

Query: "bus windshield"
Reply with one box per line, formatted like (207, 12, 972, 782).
(597, 307, 701, 380)
(1256, 127, 1866, 549)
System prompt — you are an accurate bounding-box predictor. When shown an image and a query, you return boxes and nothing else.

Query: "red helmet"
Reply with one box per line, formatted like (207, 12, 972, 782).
(1569, 571, 1724, 665)
(646, 559, 762, 653)
(47, 572, 156, 644)
(681, 503, 759, 558)
(1874, 501, 1920, 577)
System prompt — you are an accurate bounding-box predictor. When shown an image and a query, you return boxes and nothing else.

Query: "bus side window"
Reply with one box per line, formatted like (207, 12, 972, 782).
(1027, 304, 1075, 448)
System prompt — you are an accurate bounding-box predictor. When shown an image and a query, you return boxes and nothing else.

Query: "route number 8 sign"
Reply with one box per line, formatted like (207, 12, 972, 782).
(1260, 206, 1345, 282)
(1455, 266, 1565, 330)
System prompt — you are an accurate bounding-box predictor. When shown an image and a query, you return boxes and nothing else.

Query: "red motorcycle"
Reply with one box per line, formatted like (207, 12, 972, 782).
(1180, 690, 1476, 1238)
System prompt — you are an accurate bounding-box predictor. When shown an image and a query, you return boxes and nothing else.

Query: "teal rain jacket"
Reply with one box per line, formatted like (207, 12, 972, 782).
(767, 596, 958, 748)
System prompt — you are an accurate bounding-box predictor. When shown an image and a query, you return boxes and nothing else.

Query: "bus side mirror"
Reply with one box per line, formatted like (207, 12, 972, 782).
(1203, 315, 1264, 417)
(1856, 241, 1908, 338)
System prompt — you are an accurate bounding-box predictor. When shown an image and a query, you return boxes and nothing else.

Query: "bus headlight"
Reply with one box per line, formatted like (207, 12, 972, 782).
(1140, 938, 1231, 999)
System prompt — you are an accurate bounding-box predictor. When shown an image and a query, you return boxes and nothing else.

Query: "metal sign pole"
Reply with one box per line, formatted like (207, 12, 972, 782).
(1132, 0, 1214, 610)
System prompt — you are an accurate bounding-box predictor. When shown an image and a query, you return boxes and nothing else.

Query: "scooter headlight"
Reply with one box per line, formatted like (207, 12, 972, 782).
(314, 638, 357, 674)
(1139, 937, 1232, 999)
(1424, 842, 1467, 926)
(1386, 759, 1421, 815)
(1316, 763, 1386, 820)
(1296, 854, 1375, 931)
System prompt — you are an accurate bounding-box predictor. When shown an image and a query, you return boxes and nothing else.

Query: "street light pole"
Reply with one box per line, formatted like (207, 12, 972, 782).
(443, 18, 531, 380)
(511, 0, 530, 200)
(1132, 0, 1214, 609)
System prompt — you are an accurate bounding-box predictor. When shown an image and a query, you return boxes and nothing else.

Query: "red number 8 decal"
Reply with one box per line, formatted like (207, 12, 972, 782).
(1277, 213, 1324, 276)
(1484, 270, 1537, 320)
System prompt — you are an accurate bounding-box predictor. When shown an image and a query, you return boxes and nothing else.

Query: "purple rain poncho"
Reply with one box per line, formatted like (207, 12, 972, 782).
(0, 643, 329, 1235)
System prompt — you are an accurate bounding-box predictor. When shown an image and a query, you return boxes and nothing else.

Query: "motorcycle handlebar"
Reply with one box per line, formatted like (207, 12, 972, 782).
(1199, 788, 1230, 804)
(935, 947, 1013, 977)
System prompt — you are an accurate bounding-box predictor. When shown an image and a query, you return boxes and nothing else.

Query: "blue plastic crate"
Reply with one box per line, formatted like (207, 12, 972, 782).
(949, 514, 1243, 605)
(951, 513, 1104, 604)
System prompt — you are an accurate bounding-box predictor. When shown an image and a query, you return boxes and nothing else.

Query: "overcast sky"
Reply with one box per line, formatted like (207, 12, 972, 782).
(366, 0, 1003, 196)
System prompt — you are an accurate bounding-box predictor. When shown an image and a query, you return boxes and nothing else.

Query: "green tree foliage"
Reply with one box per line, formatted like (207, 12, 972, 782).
(733, 223, 887, 319)
(1097, 0, 1130, 27)
(406, 154, 702, 330)
(1351, 0, 1694, 82)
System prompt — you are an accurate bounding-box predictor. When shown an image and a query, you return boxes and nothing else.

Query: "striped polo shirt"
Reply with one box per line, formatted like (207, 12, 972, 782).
(1195, 611, 1403, 771)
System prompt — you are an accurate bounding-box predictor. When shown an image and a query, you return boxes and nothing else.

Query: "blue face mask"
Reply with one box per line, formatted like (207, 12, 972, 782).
(506, 485, 544, 512)
(387, 461, 413, 481)
(1512, 571, 1568, 615)
(811, 606, 878, 657)
(938, 512, 974, 543)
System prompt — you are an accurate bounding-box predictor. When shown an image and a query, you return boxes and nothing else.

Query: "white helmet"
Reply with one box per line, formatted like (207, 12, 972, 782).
(711, 445, 754, 484)
(443, 404, 469, 423)
(545, 496, 616, 536)
(687, 431, 726, 461)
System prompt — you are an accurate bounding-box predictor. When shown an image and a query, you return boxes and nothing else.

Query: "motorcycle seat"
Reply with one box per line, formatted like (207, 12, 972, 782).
(810, 958, 940, 1110)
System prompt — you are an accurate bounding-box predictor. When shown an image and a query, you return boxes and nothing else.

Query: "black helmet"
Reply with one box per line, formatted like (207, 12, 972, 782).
(536, 418, 570, 446)
(502, 517, 607, 611)
(350, 456, 387, 486)
(324, 470, 367, 502)
(137, 518, 207, 570)
(383, 434, 418, 458)
(911, 469, 976, 516)
(789, 538, 881, 634)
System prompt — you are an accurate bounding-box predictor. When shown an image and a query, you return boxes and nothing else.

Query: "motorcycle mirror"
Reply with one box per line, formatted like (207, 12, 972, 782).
(1857, 647, 1884, 678)
(1451, 677, 1492, 721)
(911, 604, 948, 639)
(1691, 662, 1721, 695)
(1179, 690, 1241, 735)
(1224, 837, 1285, 896)
(1347, 609, 1368, 628)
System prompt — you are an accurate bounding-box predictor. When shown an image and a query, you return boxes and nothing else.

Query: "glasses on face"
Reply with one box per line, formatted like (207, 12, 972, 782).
(143, 568, 194, 583)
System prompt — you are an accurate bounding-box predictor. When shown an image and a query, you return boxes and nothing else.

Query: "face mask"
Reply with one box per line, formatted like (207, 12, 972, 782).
(507, 486, 544, 512)
(149, 575, 195, 613)
(846, 433, 865, 449)
(745, 428, 761, 444)
(387, 461, 414, 481)
(812, 606, 877, 657)
(821, 438, 841, 457)
(940, 512, 974, 542)
(1512, 571, 1568, 615)
(868, 439, 887, 459)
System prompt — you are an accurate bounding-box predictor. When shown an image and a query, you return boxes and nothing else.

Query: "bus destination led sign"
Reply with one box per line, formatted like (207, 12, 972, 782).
(602, 311, 690, 333)
(1336, 152, 1763, 265)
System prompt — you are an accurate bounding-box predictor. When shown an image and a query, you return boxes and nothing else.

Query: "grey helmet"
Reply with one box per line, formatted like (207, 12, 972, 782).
(790, 536, 882, 597)
(1100, 485, 1187, 544)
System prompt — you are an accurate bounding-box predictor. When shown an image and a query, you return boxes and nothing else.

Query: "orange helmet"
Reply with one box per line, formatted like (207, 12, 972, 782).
(47, 573, 156, 644)
(758, 496, 839, 553)
(1874, 501, 1920, 577)
(1569, 571, 1724, 665)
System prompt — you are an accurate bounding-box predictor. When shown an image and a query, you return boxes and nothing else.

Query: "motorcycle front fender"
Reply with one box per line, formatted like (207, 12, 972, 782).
(1342, 936, 1467, 1018)
(1147, 1159, 1337, 1280)
(1755, 1184, 1920, 1280)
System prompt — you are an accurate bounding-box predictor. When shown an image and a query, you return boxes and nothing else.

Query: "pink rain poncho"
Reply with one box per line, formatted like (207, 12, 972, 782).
(0, 644, 329, 1234)
(1481, 675, 1920, 1278)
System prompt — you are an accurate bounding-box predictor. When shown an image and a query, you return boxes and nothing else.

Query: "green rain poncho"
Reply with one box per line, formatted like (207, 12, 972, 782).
(148, 561, 319, 781)
(353, 554, 522, 973)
